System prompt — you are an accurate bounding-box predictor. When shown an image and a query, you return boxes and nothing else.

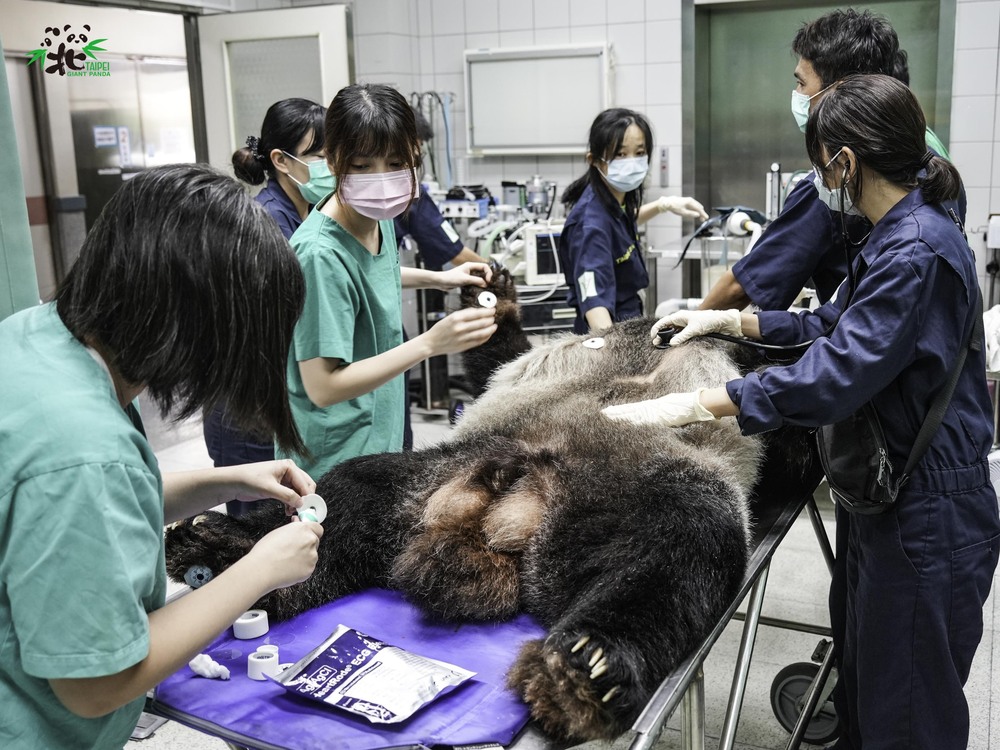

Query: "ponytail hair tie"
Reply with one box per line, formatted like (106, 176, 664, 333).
(919, 150, 935, 168)
(245, 135, 264, 161)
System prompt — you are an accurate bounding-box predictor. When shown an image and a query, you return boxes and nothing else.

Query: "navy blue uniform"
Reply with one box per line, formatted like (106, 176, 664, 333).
(727, 190, 999, 748)
(733, 133, 965, 311)
(559, 184, 648, 333)
(203, 179, 304, 512)
(394, 188, 463, 271)
(732, 177, 871, 308)
(255, 178, 304, 241)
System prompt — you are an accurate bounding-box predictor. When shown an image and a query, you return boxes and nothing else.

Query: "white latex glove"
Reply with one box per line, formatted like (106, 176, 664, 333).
(650, 309, 743, 347)
(656, 196, 710, 222)
(601, 389, 716, 427)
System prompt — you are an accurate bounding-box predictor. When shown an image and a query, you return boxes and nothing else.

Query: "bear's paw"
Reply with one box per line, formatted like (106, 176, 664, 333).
(506, 631, 641, 741)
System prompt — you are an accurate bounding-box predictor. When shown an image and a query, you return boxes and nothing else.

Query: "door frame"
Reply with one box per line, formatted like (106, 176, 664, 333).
(190, 4, 354, 171)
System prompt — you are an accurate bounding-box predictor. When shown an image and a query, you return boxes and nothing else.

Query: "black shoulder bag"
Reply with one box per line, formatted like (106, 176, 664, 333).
(816, 289, 983, 514)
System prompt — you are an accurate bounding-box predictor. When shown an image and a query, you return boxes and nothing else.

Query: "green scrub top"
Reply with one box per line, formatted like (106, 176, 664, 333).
(925, 126, 950, 161)
(280, 199, 404, 479)
(0, 304, 164, 750)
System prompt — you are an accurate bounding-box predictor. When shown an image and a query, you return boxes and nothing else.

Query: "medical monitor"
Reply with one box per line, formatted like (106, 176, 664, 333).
(464, 44, 609, 156)
(523, 224, 563, 287)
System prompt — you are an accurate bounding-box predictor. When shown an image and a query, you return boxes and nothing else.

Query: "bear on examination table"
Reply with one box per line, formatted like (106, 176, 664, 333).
(165, 264, 819, 742)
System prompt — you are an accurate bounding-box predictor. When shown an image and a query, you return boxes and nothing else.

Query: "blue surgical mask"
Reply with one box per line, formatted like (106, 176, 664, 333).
(791, 90, 812, 133)
(812, 150, 863, 216)
(602, 156, 648, 193)
(284, 152, 336, 204)
(790, 82, 837, 133)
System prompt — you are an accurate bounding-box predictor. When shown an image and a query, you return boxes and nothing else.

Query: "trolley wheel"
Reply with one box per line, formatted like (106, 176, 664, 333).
(448, 399, 465, 425)
(770, 662, 839, 746)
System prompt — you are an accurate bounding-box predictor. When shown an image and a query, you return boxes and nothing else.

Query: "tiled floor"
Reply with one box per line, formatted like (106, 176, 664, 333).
(127, 400, 997, 750)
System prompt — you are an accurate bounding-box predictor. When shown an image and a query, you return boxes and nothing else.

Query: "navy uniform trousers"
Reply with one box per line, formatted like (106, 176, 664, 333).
(829, 464, 999, 749)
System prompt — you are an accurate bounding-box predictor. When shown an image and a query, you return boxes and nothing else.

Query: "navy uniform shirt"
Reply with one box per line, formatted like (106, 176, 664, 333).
(733, 133, 966, 311)
(558, 184, 648, 333)
(732, 177, 872, 309)
(727, 189, 992, 484)
(395, 188, 463, 271)
(256, 179, 305, 240)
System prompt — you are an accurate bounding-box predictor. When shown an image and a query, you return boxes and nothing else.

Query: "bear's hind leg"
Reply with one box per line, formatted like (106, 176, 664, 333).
(390, 443, 561, 621)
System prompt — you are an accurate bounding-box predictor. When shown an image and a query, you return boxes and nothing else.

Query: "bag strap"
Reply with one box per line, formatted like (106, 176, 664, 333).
(899, 287, 983, 481)
(896, 209, 983, 483)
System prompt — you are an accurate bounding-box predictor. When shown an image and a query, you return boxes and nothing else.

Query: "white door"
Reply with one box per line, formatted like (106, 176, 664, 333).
(197, 5, 352, 170)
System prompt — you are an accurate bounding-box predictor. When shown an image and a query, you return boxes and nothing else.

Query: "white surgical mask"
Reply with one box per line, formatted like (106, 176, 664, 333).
(812, 150, 863, 217)
(602, 156, 648, 193)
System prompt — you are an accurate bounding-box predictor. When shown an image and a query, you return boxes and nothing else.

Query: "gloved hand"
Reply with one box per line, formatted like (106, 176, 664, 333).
(655, 196, 710, 222)
(651, 309, 743, 347)
(601, 389, 716, 427)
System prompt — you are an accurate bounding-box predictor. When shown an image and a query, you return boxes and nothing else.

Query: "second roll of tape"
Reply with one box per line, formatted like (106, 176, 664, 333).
(233, 609, 269, 639)
(248, 650, 280, 681)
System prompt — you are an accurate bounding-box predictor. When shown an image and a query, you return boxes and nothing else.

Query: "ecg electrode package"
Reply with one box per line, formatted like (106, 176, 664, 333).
(273, 624, 476, 723)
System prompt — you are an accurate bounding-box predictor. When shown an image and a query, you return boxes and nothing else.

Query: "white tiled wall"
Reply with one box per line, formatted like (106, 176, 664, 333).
(951, 0, 1000, 290)
(384, 0, 687, 300)
(227, 0, 688, 261)
(228, 0, 1000, 299)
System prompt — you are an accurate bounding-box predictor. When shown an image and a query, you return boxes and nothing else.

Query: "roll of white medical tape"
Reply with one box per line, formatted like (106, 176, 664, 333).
(256, 644, 279, 660)
(298, 493, 327, 524)
(247, 650, 279, 681)
(233, 609, 269, 639)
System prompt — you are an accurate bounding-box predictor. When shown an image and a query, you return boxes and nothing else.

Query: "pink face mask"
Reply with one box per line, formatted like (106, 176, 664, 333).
(337, 168, 419, 220)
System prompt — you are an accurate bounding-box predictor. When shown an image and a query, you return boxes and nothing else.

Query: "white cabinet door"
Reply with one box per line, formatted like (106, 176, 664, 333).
(197, 5, 352, 170)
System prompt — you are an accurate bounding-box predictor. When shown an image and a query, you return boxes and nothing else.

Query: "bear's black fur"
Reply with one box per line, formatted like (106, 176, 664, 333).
(165, 265, 819, 741)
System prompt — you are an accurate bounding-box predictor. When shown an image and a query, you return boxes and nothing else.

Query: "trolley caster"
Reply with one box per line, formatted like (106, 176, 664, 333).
(448, 399, 465, 425)
(770, 661, 839, 746)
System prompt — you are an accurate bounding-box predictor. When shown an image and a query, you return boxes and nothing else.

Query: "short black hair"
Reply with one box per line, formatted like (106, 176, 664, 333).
(892, 49, 910, 85)
(55, 164, 308, 455)
(233, 98, 327, 185)
(324, 83, 421, 206)
(807, 74, 961, 206)
(792, 9, 899, 87)
(561, 107, 654, 220)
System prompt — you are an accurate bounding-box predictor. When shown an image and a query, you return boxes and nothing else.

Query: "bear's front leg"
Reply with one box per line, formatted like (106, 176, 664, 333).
(164, 504, 318, 621)
(165, 450, 439, 622)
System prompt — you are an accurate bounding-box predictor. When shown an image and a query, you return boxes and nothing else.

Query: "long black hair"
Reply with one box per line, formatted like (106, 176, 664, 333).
(806, 74, 961, 206)
(561, 107, 653, 223)
(233, 98, 326, 185)
(324, 83, 421, 204)
(55, 164, 308, 455)
(792, 9, 898, 87)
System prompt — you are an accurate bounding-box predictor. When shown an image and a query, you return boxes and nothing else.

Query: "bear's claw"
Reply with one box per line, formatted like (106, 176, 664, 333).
(507, 631, 631, 741)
